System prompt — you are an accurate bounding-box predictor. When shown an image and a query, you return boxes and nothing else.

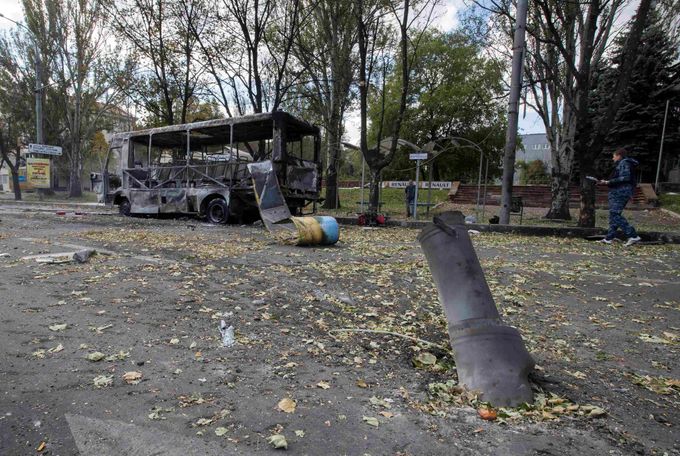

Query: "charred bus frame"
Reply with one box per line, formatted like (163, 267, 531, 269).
(101, 111, 322, 223)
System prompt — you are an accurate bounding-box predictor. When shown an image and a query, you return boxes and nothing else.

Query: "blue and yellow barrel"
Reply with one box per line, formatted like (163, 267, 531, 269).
(290, 216, 339, 246)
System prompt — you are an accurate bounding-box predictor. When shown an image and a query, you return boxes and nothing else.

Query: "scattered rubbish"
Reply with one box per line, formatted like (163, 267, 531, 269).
(215, 427, 228, 436)
(467, 229, 481, 235)
(248, 160, 339, 246)
(464, 215, 477, 224)
(48, 323, 67, 331)
(0, 253, 9, 258)
(220, 320, 235, 347)
(268, 434, 288, 449)
(24, 249, 96, 264)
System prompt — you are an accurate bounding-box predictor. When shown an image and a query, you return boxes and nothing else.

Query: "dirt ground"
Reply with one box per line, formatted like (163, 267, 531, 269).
(0, 206, 678, 455)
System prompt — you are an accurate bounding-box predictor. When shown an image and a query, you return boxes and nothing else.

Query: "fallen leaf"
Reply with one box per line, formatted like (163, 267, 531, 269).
(294, 430, 305, 438)
(567, 370, 587, 379)
(122, 371, 143, 385)
(93, 375, 113, 388)
(195, 417, 213, 426)
(87, 352, 106, 362)
(48, 344, 64, 354)
(49, 324, 67, 331)
(278, 398, 296, 413)
(478, 408, 497, 421)
(356, 379, 368, 388)
(316, 381, 330, 389)
(587, 407, 606, 418)
(37, 441, 46, 452)
(362, 416, 379, 427)
(215, 427, 228, 436)
(379, 411, 394, 418)
(169, 338, 180, 345)
(413, 352, 437, 368)
(268, 434, 288, 449)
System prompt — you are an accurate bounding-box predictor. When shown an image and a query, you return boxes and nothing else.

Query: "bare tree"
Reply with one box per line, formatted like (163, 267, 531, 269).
(51, 0, 123, 197)
(107, 0, 205, 125)
(294, 0, 357, 209)
(479, 0, 627, 221)
(355, 0, 437, 215)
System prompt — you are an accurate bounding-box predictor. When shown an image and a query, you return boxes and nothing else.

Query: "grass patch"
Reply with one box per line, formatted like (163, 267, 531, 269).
(659, 193, 680, 214)
(320, 187, 451, 220)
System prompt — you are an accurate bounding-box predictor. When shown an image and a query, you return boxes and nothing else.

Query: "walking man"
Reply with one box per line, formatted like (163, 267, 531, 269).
(598, 148, 641, 246)
(405, 180, 416, 218)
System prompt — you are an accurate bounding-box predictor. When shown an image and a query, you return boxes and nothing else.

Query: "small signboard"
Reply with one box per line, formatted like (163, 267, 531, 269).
(28, 143, 62, 156)
(26, 157, 51, 188)
(383, 181, 452, 189)
(409, 153, 428, 160)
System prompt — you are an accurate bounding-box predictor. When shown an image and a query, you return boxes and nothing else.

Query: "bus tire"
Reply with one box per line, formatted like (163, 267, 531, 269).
(207, 198, 229, 224)
(119, 198, 131, 217)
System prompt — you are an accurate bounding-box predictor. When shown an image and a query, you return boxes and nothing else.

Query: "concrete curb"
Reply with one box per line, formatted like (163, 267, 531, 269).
(0, 198, 110, 210)
(334, 216, 680, 244)
(661, 208, 680, 220)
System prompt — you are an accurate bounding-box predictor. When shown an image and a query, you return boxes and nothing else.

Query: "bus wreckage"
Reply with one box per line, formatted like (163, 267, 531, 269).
(100, 111, 323, 225)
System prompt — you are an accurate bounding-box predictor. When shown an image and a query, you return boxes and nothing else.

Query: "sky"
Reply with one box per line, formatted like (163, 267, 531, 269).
(0, 0, 638, 140)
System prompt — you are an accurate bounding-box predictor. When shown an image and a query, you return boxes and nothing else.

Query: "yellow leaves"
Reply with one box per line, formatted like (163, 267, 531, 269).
(316, 381, 331, 389)
(628, 373, 680, 395)
(277, 397, 296, 413)
(566, 370, 587, 380)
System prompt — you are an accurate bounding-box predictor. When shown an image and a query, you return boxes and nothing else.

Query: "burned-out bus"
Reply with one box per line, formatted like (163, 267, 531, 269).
(100, 111, 322, 224)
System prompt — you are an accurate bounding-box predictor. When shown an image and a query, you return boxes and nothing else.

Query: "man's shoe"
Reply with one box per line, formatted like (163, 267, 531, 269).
(598, 238, 613, 244)
(625, 236, 641, 246)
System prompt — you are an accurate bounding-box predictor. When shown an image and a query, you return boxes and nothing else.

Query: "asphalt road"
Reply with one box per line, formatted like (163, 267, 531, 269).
(0, 208, 678, 455)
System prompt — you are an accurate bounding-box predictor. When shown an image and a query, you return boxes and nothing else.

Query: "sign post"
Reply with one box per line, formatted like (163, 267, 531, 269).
(409, 152, 428, 219)
(28, 144, 61, 192)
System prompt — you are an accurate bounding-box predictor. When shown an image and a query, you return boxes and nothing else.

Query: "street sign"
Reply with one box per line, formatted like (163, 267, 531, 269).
(28, 143, 62, 156)
(409, 153, 428, 160)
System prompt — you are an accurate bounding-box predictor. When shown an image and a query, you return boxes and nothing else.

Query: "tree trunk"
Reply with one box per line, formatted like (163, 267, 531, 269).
(10, 166, 22, 201)
(69, 148, 83, 198)
(545, 171, 571, 219)
(578, 174, 597, 227)
(322, 119, 342, 209)
(368, 169, 381, 213)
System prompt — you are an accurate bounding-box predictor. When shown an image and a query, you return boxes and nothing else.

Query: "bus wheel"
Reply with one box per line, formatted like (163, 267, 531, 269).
(207, 198, 229, 224)
(119, 198, 131, 216)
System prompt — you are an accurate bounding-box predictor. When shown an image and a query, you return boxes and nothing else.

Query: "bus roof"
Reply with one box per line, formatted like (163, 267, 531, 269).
(109, 111, 319, 148)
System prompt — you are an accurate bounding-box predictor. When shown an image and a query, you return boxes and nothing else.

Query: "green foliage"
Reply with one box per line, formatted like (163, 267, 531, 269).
(368, 30, 507, 183)
(659, 194, 680, 214)
(591, 9, 680, 181)
(517, 160, 549, 185)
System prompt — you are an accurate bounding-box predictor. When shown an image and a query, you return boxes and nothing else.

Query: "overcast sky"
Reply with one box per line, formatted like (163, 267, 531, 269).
(0, 0, 637, 139)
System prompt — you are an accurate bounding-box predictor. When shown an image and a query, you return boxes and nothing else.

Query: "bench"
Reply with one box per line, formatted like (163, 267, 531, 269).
(511, 196, 524, 224)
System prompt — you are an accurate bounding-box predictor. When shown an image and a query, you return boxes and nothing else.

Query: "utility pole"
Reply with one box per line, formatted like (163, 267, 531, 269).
(499, 0, 528, 224)
(0, 13, 47, 190)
